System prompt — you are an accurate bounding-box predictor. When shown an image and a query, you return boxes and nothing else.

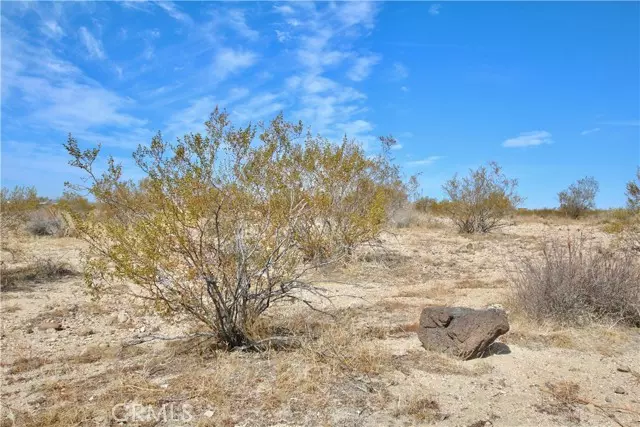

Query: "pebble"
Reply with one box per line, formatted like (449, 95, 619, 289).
(614, 387, 627, 395)
(617, 366, 631, 373)
(37, 321, 63, 331)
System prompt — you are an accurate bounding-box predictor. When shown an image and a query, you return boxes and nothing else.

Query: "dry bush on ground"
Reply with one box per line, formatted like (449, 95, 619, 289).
(511, 236, 640, 326)
(442, 162, 522, 233)
(25, 208, 67, 237)
(1, 258, 76, 292)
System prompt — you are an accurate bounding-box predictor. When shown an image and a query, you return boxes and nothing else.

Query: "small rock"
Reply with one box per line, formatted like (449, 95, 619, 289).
(117, 311, 129, 324)
(77, 327, 94, 337)
(203, 410, 215, 418)
(614, 387, 627, 395)
(617, 366, 631, 373)
(605, 397, 612, 403)
(160, 384, 168, 389)
(37, 321, 63, 331)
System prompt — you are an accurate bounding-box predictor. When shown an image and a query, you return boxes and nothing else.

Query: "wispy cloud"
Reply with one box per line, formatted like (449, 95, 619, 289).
(400, 86, 409, 92)
(407, 156, 443, 166)
(598, 119, 640, 126)
(155, 1, 193, 24)
(212, 48, 258, 80)
(580, 127, 600, 136)
(503, 130, 553, 148)
(392, 62, 409, 80)
(428, 4, 442, 16)
(78, 27, 106, 60)
(347, 54, 381, 82)
(226, 9, 259, 41)
(391, 144, 403, 151)
(41, 20, 65, 39)
(273, 5, 295, 15)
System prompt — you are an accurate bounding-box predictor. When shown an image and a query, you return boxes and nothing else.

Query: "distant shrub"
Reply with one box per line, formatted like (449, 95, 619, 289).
(56, 192, 93, 215)
(626, 168, 640, 212)
(516, 208, 562, 218)
(511, 236, 640, 326)
(442, 161, 522, 233)
(0, 186, 41, 231)
(558, 176, 599, 219)
(414, 196, 437, 213)
(25, 208, 66, 236)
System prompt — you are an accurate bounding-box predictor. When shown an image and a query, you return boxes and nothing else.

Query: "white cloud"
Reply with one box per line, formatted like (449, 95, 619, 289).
(273, 4, 295, 15)
(391, 144, 403, 151)
(407, 156, 443, 166)
(580, 128, 600, 136)
(212, 48, 258, 80)
(226, 9, 259, 41)
(275, 30, 290, 43)
(232, 92, 286, 123)
(3, 37, 148, 145)
(41, 20, 65, 39)
(337, 1, 378, 29)
(347, 54, 381, 82)
(428, 4, 442, 16)
(392, 62, 409, 80)
(503, 131, 553, 147)
(78, 27, 106, 60)
(155, 1, 193, 24)
(400, 86, 409, 92)
(337, 119, 373, 136)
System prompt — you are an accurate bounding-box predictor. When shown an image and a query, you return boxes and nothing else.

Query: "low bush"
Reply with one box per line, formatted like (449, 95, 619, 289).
(511, 236, 640, 326)
(442, 161, 522, 233)
(1, 258, 77, 291)
(25, 208, 66, 236)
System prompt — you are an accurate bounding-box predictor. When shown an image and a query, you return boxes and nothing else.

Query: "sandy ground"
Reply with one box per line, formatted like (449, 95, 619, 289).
(1, 217, 639, 426)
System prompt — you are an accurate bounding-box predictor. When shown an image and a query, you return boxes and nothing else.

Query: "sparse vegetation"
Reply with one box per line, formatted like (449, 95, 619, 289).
(558, 176, 599, 219)
(442, 161, 522, 233)
(25, 208, 66, 237)
(511, 236, 640, 326)
(1, 258, 76, 292)
(626, 168, 640, 212)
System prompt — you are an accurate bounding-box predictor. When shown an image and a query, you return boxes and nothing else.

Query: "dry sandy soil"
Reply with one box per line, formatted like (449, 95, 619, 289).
(1, 216, 639, 426)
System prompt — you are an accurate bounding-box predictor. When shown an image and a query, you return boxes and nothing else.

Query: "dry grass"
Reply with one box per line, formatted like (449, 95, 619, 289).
(535, 381, 582, 424)
(1, 258, 77, 292)
(1, 303, 21, 313)
(394, 396, 445, 423)
(7, 356, 48, 374)
(511, 236, 640, 326)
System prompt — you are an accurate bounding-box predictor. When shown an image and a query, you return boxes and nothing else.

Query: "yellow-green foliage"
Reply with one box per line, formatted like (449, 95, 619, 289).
(442, 162, 522, 233)
(64, 108, 407, 348)
(1, 186, 41, 231)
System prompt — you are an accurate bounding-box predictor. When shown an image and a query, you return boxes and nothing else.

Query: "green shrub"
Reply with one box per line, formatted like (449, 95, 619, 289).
(442, 162, 522, 233)
(558, 176, 599, 219)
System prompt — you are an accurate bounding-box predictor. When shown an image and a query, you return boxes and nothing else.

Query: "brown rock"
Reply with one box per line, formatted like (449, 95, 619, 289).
(37, 321, 63, 331)
(614, 387, 626, 395)
(417, 306, 509, 360)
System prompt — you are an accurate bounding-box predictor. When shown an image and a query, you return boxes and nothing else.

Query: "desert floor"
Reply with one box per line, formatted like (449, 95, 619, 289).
(1, 216, 639, 426)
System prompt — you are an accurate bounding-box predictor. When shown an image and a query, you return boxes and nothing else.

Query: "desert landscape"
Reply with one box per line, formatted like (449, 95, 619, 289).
(1, 213, 639, 426)
(2, 2, 639, 426)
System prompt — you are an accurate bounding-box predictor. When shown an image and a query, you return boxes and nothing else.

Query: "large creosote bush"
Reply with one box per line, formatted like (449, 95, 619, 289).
(511, 237, 640, 326)
(64, 109, 407, 349)
(442, 162, 522, 233)
(558, 176, 599, 219)
(1, 186, 41, 232)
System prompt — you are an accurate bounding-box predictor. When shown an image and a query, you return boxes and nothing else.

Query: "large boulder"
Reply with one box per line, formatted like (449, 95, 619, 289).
(417, 306, 509, 360)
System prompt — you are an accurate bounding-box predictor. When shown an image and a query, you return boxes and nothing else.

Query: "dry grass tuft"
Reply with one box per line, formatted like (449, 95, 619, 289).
(1, 303, 21, 313)
(8, 356, 48, 374)
(511, 236, 640, 326)
(535, 381, 582, 423)
(395, 396, 445, 423)
(1, 258, 77, 292)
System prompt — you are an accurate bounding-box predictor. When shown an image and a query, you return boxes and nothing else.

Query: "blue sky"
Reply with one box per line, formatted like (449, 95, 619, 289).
(2, 1, 639, 208)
